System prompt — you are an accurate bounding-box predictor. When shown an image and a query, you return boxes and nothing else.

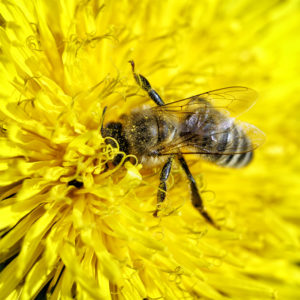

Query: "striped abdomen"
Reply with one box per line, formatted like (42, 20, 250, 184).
(207, 124, 253, 168)
(184, 107, 254, 168)
(199, 122, 253, 168)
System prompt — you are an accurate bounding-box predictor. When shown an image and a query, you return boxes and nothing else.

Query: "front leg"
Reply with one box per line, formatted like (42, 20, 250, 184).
(129, 60, 165, 106)
(178, 154, 220, 229)
(153, 156, 173, 217)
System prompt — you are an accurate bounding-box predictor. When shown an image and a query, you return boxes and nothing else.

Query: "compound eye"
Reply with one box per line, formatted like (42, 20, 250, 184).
(105, 122, 122, 130)
(102, 122, 123, 138)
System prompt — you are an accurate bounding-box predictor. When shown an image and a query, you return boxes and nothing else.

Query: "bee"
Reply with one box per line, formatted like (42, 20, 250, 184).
(101, 61, 265, 229)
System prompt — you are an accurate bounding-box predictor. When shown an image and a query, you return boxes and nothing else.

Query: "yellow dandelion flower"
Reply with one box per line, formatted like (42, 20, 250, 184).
(1, 0, 300, 299)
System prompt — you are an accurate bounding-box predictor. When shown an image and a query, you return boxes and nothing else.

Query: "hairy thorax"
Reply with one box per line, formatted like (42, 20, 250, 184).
(122, 107, 177, 167)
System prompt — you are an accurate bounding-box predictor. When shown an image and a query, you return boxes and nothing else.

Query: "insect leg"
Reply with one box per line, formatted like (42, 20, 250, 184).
(129, 60, 165, 106)
(153, 156, 173, 217)
(100, 106, 107, 136)
(177, 154, 220, 229)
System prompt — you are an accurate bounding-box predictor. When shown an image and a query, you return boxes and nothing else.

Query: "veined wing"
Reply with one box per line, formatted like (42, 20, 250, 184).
(152, 86, 258, 118)
(151, 120, 265, 156)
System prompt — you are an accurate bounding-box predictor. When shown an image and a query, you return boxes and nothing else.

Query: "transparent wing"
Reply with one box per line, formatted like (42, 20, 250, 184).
(152, 86, 258, 118)
(149, 86, 263, 156)
(152, 120, 265, 156)
(235, 121, 266, 152)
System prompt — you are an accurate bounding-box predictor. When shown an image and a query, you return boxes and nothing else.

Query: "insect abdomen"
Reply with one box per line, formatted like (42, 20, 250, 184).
(201, 125, 253, 168)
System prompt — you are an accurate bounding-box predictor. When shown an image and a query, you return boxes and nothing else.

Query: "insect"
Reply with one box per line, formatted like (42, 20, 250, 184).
(102, 61, 265, 229)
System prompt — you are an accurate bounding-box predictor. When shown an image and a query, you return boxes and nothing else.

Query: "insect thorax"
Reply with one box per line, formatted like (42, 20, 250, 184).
(123, 109, 177, 159)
